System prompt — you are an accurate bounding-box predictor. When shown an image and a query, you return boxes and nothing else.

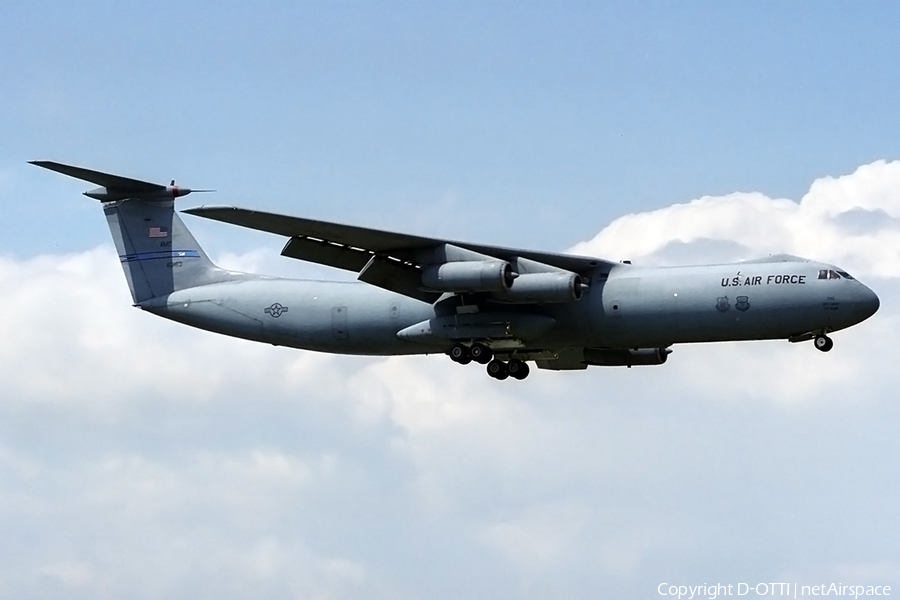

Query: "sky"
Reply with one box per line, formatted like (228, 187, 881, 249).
(2, 2, 900, 599)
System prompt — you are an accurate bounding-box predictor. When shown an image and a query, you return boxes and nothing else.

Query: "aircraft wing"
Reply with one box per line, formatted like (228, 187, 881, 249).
(183, 205, 616, 303)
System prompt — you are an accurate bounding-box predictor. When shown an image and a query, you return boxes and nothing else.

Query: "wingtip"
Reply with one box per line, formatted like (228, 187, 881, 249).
(29, 160, 64, 172)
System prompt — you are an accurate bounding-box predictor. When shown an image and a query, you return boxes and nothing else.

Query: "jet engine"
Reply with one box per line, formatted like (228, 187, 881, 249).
(583, 347, 671, 366)
(421, 260, 516, 293)
(497, 272, 585, 303)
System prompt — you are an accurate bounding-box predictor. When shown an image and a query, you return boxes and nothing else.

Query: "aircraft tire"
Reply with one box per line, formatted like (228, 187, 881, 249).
(470, 343, 493, 364)
(487, 359, 508, 380)
(814, 335, 834, 352)
(507, 360, 530, 380)
(449, 343, 471, 364)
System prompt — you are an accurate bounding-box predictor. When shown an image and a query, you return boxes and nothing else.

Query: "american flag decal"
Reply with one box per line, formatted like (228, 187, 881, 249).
(149, 226, 169, 238)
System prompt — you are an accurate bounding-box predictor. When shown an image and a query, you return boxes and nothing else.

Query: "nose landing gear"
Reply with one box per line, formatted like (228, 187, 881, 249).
(814, 334, 834, 352)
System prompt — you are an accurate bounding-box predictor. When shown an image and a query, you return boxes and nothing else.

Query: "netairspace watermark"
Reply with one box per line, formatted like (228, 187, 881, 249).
(658, 583, 892, 600)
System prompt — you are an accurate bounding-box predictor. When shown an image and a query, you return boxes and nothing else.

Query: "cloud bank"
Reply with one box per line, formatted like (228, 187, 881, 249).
(571, 160, 900, 278)
(1, 161, 899, 599)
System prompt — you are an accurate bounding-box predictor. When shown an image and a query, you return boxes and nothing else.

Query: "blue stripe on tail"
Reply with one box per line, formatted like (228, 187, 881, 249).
(119, 250, 201, 263)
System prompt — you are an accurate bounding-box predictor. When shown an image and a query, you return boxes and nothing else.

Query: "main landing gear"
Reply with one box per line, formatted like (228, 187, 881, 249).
(450, 342, 492, 365)
(469, 342, 492, 364)
(449, 343, 472, 364)
(814, 334, 834, 352)
(486, 358, 530, 380)
(448, 343, 531, 380)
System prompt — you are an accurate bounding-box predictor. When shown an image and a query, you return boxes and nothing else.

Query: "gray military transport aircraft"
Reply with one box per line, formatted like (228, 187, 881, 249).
(32, 161, 880, 381)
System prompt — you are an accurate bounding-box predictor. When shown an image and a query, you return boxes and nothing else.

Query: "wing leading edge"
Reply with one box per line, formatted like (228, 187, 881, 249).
(183, 205, 617, 303)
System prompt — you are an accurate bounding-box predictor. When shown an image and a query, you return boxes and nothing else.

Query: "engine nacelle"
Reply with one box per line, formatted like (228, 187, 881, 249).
(421, 260, 515, 293)
(497, 272, 584, 303)
(583, 347, 671, 367)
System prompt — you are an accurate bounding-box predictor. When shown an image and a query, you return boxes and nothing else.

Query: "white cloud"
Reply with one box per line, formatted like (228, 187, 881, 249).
(2, 160, 900, 598)
(0, 247, 355, 416)
(571, 160, 900, 278)
(2, 446, 379, 599)
(478, 501, 588, 568)
(37, 561, 94, 587)
(778, 561, 900, 591)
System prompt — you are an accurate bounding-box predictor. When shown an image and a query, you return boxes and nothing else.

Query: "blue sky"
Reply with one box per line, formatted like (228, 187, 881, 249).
(5, 3, 900, 255)
(2, 3, 900, 599)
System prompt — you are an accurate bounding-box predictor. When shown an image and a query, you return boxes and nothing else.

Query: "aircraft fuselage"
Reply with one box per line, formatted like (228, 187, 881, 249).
(143, 256, 879, 357)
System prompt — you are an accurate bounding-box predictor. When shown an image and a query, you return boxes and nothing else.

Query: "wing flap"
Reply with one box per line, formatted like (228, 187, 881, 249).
(357, 255, 442, 304)
(281, 236, 373, 272)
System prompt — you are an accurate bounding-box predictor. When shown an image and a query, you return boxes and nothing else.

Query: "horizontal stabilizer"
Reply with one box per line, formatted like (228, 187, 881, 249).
(30, 161, 213, 201)
(29, 161, 164, 192)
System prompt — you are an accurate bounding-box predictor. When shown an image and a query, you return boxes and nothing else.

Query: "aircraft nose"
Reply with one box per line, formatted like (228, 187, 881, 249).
(852, 283, 880, 322)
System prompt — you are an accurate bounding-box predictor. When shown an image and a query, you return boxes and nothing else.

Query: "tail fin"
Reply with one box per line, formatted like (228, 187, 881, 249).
(32, 161, 237, 304)
(104, 199, 234, 303)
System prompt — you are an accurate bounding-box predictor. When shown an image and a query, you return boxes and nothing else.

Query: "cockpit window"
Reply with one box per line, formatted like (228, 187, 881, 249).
(818, 269, 843, 280)
(837, 270, 855, 280)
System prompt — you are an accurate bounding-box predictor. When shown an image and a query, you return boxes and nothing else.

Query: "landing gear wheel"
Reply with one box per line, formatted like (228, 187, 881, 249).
(814, 335, 834, 352)
(486, 359, 509, 380)
(449, 343, 471, 364)
(507, 360, 530, 380)
(470, 343, 493, 365)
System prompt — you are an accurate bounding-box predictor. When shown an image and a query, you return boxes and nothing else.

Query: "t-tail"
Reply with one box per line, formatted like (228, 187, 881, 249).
(31, 161, 243, 304)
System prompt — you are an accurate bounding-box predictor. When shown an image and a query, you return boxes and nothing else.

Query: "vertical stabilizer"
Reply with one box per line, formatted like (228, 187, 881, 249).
(105, 199, 235, 304)
(31, 161, 241, 304)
